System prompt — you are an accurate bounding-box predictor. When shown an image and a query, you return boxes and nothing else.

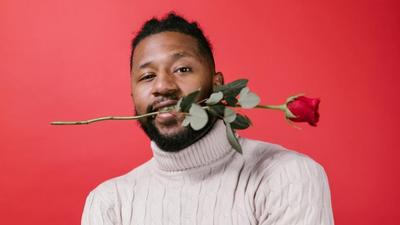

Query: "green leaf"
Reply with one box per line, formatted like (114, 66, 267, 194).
(208, 104, 225, 117)
(186, 103, 208, 130)
(225, 122, 242, 154)
(224, 108, 236, 123)
(224, 96, 238, 106)
(285, 107, 297, 119)
(214, 79, 250, 107)
(180, 90, 200, 112)
(238, 87, 260, 108)
(215, 79, 248, 93)
(231, 114, 251, 130)
(182, 116, 190, 126)
(205, 91, 223, 105)
(215, 79, 248, 98)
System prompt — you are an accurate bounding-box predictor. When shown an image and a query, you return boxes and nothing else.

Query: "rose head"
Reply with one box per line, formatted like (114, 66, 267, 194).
(286, 96, 320, 126)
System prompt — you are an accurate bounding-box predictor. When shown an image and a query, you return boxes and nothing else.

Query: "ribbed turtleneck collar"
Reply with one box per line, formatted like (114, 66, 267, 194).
(150, 119, 233, 172)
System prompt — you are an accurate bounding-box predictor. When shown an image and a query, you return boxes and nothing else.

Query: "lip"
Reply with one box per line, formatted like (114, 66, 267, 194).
(152, 99, 180, 124)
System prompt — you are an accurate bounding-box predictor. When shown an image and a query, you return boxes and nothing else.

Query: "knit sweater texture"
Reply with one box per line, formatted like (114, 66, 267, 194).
(82, 120, 334, 225)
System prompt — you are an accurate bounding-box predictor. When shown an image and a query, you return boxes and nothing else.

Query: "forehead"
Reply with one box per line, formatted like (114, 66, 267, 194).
(131, 31, 204, 69)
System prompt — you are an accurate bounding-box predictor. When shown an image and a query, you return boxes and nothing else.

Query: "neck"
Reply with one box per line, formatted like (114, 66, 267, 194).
(150, 119, 233, 172)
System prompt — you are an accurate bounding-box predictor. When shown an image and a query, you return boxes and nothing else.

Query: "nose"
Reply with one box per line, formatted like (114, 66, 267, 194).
(151, 71, 179, 97)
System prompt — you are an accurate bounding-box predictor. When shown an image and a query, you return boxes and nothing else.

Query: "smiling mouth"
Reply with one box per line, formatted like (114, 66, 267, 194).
(158, 105, 176, 113)
(152, 99, 179, 112)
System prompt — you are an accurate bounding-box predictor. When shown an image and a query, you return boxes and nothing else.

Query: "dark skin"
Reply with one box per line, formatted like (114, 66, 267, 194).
(130, 31, 223, 141)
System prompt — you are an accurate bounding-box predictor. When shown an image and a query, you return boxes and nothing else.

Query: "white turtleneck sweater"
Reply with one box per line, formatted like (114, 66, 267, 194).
(81, 120, 334, 225)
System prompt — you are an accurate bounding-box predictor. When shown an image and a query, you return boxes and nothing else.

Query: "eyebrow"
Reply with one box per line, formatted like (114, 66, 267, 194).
(138, 51, 195, 69)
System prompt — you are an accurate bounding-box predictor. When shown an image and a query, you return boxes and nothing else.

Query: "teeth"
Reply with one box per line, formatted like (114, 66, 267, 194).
(159, 105, 175, 112)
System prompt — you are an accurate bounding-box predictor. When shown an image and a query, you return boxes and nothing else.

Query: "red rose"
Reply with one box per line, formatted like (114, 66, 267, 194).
(286, 96, 320, 126)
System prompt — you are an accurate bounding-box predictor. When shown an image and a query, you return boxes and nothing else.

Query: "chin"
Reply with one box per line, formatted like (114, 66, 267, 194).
(139, 112, 216, 152)
(156, 123, 187, 138)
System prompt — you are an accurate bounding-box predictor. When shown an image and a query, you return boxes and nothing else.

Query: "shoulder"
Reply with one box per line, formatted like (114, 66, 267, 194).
(239, 138, 334, 224)
(241, 136, 330, 201)
(240, 138, 332, 209)
(239, 137, 329, 188)
(81, 159, 154, 224)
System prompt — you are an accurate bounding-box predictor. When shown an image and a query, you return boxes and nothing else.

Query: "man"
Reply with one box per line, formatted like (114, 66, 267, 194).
(82, 13, 334, 225)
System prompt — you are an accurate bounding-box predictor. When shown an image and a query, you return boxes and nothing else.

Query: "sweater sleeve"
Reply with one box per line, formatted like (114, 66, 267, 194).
(255, 154, 334, 225)
(81, 188, 120, 225)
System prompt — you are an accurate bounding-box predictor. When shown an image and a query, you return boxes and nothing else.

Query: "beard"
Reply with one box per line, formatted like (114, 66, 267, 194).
(135, 105, 217, 153)
(135, 83, 218, 152)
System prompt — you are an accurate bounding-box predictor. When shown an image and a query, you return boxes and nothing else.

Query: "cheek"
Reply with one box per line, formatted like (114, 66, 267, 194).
(132, 87, 151, 113)
(195, 77, 213, 97)
(178, 75, 213, 94)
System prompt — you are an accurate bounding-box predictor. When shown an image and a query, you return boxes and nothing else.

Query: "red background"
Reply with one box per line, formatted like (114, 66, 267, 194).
(1, 0, 399, 224)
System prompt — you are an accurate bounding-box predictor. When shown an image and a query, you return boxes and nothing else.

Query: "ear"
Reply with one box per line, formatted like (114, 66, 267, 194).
(212, 72, 224, 86)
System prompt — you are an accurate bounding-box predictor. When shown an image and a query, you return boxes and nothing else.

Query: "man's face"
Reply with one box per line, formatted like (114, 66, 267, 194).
(131, 31, 222, 145)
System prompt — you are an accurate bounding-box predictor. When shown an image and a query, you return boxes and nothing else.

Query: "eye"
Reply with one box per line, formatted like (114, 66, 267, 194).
(139, 73, 156, 82)
(175, 66, 192, 73)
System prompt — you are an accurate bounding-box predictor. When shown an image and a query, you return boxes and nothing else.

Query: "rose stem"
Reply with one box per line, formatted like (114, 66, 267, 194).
(255, 104, 285, 110)
(50, 111, 159, 125)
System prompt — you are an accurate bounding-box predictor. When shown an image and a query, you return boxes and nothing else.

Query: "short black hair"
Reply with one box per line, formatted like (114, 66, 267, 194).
(130, 12, 215, 71)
